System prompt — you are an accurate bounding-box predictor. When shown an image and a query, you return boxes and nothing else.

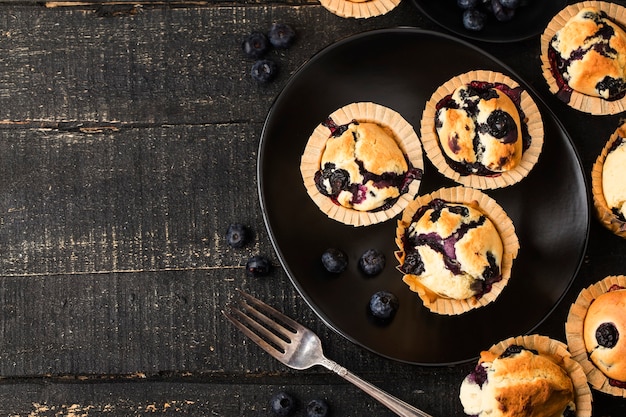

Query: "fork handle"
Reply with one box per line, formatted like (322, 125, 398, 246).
(320, 357, 433, 417)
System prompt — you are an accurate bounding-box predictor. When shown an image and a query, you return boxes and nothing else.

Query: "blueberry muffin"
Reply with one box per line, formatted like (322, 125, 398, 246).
(319, 0, 400, 19)
(301, 102, 424, 227)
(592, 122, 626, 238)
(566, 275, 626, 397)
(541, 2, 626, 114)
(460, 335, 591, 417)
(421, 70, 543, 189)
(394, 186, 519, 315)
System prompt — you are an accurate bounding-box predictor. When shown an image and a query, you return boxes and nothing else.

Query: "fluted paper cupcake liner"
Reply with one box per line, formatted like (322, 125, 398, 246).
(592, 122, 626, 238)
(566, 275, 626, 397)
(394, 186, 519, 315)
(420, 70, 544, 189)
(540, 1, 626, 115)
(480, 334, 593, 417)
(319, 0, 400, 19)
(300, 101, 423, 227)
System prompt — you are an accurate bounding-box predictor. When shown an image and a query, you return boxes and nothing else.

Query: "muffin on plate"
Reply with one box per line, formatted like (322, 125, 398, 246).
(566, 275, 626, 397)
(319, 0, 400, 19)
(394, 186, 519, 315)
(460, 334, 592, 417)
(592, 121, 626, 238)
(421, 70, 543, 190)
(300, 102, 424, 227)
(541, 2, 626, 115)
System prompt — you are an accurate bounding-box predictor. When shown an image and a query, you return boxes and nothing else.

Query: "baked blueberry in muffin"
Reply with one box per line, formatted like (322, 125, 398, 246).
(549, 7, 626, 101)
(583, 285, 626, 388)
(398, 198, 503, 301)
(314, 118, 422, 212)
(460, 345, 577, 417)
(434, 81, 530, 177)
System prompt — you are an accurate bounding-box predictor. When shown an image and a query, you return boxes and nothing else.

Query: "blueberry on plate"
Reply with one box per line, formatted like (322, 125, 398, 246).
(226, 223, 249, 248)
(321, 248, 348, 274)
(268, 23, 296, 49)
(358, 249, 385, 276)
(306, 399, 330, 417)
(369, 291, 399, 320)
(246, 255, 272, 277)
(457, 0, 478, 9)
(251, 59, 278, 84)
(462, 9, 487, 31)
(241, 31, 270, 59)
(270, 391, 297, 416)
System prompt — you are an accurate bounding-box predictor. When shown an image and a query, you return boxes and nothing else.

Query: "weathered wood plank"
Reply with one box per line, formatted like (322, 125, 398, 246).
(0, 2, 434, 125)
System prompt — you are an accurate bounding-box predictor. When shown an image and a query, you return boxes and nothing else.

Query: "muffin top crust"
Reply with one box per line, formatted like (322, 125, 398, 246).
(602, 136, 626, 221)
(550, 7, 626, 100)
(435, 81, 527, 176)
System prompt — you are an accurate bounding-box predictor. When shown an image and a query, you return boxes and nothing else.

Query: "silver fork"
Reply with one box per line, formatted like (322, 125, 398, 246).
(223, 290, 433, 417)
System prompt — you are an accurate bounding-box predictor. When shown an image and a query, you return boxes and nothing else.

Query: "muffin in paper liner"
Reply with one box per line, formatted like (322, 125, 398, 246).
(394, 186, 519, 315)
(592, 121, 626, 238)
(566, 275, 626, 397)
(319, 0, 400, 19)
(300, 102, 423, 227)
(540, 1, 626, 115)
(420, 70, 544, 190)
(461, 334, 592, 417)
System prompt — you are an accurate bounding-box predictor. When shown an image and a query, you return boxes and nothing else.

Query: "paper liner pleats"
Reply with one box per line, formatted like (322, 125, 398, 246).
(592, 122, 626, 238)
(566, 275, 626, 397)
(420, 70, 544, 189)
(540, 1, 626, 115)
(319, 0, 400, 19)
(394, 186, 519, 315)
(479, 334, 593, 417)
(300, 102, 423, 227)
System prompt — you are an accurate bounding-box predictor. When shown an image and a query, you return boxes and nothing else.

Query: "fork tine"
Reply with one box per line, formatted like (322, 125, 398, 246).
(223, 306, 288, 359)
(238, 289, 304, 334)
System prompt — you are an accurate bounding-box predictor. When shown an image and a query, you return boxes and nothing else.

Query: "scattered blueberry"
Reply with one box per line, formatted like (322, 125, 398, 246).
(270, 391, 297, 416)
(226, 223, 249, 248)
(241, 31, 270, 59)
(499, 0, 520, 8)
(268, 23, 296, 49)
(246, 255, 272, 277)
(251, 59, 278, 83)
(306, 399, 330, 417)
(369, 291, 399, 320)
(491, 0, 515, 22)
(457, 0, 478, 9)
(321, 248, 348, 274)
(462, 9, 487, 31)
(358, 249, 385, 276)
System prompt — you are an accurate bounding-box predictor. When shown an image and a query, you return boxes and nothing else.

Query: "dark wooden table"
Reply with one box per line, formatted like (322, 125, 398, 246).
(1, 0, 625, 415)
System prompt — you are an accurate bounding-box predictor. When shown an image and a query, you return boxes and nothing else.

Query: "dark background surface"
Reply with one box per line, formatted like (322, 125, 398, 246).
(0, 0, 625, 416)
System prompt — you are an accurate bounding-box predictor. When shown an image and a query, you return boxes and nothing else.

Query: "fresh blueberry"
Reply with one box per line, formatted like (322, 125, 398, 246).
(462, 9, 487, 31)
(270, 391, 297, 416)
(491, 0, 515, 22)
(268, 23, 296, 49)
(226, 223, 249, 248)
(358, 249, 385, 276)
(251, 59, 278, 84)
(246, 255, 271, 277)
(457, 0, 478, 9)
(369, 291, 399, 320)
(241, 31, 269, 59)
(306, 399, 329, 417)
(499, 0, 520, 8)
(321, 248, 348, 274)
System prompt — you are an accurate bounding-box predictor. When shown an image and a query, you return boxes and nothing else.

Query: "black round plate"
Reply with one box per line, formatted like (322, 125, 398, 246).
(258, 28, 589, 365)
(413, 0, 567, 43)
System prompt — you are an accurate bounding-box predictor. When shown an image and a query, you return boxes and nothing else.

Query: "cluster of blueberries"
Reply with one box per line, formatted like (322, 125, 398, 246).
(321, 248, 399, 321)
(241, 23, 297, 83)
(270, 392, 330, 417)
(457, 0, 529, 31)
